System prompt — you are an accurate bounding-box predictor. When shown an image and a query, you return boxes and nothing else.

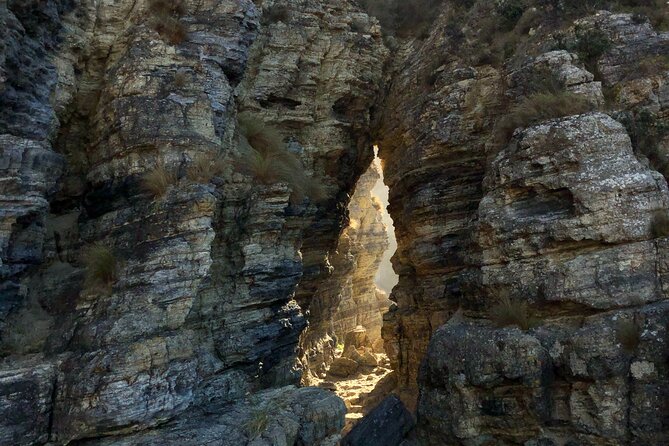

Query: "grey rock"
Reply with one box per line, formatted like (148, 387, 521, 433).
(342, 394, 414, 446)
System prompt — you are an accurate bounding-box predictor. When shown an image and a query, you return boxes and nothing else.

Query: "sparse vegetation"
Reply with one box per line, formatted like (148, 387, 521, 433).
(173, 69, 189, 89)
(619, 109, 669, 176)
(489, 296, 540, 331)
(616, 318, 641, 353)
(651, 211, 669, 238)
(244, 407, 270, 439)
(624, 54, 669, 81)
(142, 164, 178, 197)
(571, 27, 612, 73)
(236, 113, 327, 204)
(83, 243, 118, 289)
(262, 5, 291, 25)
(148, 0, 187, 45)
(495, 92, 594, 143)
(186, 154, 224, 183)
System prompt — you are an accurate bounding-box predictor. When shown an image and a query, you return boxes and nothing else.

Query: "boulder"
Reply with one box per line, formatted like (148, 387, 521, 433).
(328, 357, 359, 378)
(341, 394, 415, 446)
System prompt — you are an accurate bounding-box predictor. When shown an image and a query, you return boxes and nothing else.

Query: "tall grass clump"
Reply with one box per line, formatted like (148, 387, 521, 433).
(489, 296, 540, 331)
(148, 0, 187, 44)
(142, 164, 178, 197)
(83, 244, 118, 290)
(186, 154, 224, 183)
(244, 406, 270, 439)
(236, 113, 326, 204)
(495, 92, 594, 143)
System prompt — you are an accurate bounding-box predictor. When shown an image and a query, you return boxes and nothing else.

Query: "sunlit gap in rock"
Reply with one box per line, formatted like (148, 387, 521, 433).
(371, 145, 399, 296)
(316, 145, 398, 435)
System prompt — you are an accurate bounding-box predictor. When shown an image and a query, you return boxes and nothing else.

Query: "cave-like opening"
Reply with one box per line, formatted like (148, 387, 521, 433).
(309, 146, 398, 434)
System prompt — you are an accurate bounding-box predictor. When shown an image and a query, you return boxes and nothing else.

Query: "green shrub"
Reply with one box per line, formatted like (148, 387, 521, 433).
(495, 92, 594, 143)
(498, 0, 530, 31)
(236, 113, 326, 204)
(572, 27, 611, 72)
(83, 244, 118, 289)
(489, 296, 540, 331)
(616, 318, 641, 353)
(143, 164, 178, 197)
(148, 0, 187, 44)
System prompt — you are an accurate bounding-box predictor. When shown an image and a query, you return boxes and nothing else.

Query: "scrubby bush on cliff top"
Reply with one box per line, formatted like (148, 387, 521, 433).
(236, 113, 326, 204)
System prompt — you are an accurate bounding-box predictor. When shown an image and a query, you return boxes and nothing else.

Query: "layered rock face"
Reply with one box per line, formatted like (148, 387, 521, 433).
(375, 3, 669, 444)
(0, 0, 385, 444)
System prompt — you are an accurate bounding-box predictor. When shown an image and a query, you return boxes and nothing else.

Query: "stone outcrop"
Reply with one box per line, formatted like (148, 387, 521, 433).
(341, 394, 414, 446)
(375, 4, 669, 444)
(0, 0, 385, 443)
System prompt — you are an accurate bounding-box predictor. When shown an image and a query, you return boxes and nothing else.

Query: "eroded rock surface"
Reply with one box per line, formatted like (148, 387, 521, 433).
(0, 0, 385, 443)
(375, 5, 669, 445)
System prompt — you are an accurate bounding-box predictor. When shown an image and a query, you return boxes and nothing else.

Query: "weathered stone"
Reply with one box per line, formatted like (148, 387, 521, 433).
(342, 394, 414, 446)
(328, 357, 359, 378)
(0, 359, 56, 446)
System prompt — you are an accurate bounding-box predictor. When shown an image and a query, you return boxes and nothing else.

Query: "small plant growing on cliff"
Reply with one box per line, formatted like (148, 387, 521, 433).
(172, 69, 189, 89)
(489, 296, 540, 331)
(651, 211, 669, 238)
(616, 318, 641, 353)
(235, 113, 326, 204)
(83, 244, 118, 289)
(571, 27, 611, 73)
(142, 165, 178, 197)
(148, 0, 187, 44)
(619, 109, 669, 175)
(244, 406, 270, 439)
(186, 154, 224, 183)
(262, 4, 291, 25)
(495, 92, 594, 144)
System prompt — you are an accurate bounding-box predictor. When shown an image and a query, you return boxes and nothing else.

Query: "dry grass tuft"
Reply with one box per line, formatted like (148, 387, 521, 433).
(148, 0, 187, 45)
(489, 296, 540, 331)
(616, 318, 641, 353)
(83, 244, 118, 289)
(236, 113, 327, 204)
(495, 92, 594, 144)
(186, 154, 224, 183)
(244, 406, 270, 439)
(143, 165, 178, 197)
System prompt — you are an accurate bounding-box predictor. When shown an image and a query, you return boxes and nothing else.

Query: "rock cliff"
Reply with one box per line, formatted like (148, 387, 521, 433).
(375, 2, 669, 444)
(3, 0, 669, 445)
(1, 0, 385, 443)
